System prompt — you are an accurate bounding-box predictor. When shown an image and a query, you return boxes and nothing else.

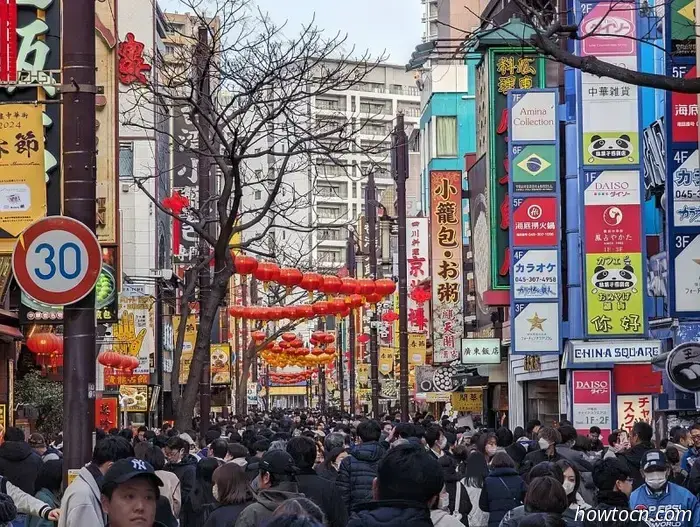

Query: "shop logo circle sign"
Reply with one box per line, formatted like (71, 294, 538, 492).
(603, 206, 624, 226)
(666, 342, 700, 393)
(527, 204, 543, 219)
(12, 216, 102, 306)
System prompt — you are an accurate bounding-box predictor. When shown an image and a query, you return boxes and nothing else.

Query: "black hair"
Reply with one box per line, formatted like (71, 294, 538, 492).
(134, 442, 166, 471)
(137, 426, 148, 433)
(252, 439, 271, 454)
(526, 419, 541, 435)
(165, 436, 188, 453)
(96, 429, 106, 442)
(211, 438, 229, 459)
(4, 427, 24, 442)
(424, 425, 443, 448)
(513, 427, 525, 441)
(490, 451, 515, 469)
(666, 446, 681, 465)
(556, 458, 581, 506)
(205, 428, 222, 445)
(227, 443, 248, 460)
(376, 445, 444, 503)
(573, 435, 591, 452)
(35, 459, 62, 493)
(519, 513, 567, 527)
(558, 425, 578, 444)
(524, 476, 568, 514)
(527, 461, 564, 484)
(394, 422, 415, 439)
(592, 457, 631, 492)
(589, 426, 601, 435)
(323, 432, 347, 451)
(670, 426, 688, 444)
(476, 432, 497, 455)
(357, 420, 381, 443)
(287, 436, 317, 471)
(608, 430, 621, 447)
(118, 428, 133, 442)
(632, 421, 653, 443)
(108, 428, 119, 436)
(228, 431, 242, 443)
(92, 436, 134, 466)
(495, 427, 513, 447)
(272, 497, 325, 524)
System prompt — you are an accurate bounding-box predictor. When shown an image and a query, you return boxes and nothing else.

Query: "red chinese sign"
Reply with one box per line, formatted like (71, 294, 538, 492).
(616, 394, 652, 434)
(0, 0, 16, 82)
(584, 204, 642, 253)
(118, 32, 152, 85)
(430, 171, 463, 364)
(407, 217, 430, 333)
(671, 66, 698, 143)
(511, 197, 558, 246)
(95, 397, 118, 431)
(104, 372, 149, 387)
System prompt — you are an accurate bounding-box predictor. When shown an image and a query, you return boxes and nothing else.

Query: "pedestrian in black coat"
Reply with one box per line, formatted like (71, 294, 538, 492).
(163, 437, 198, 501)
(480, 452, 526, 527)
(520, 428, 563, 476)
(202, 463, 254, 527)
(287, 436, 348, 527)
(615, 422, 654, 490)
(0, 427, 42, 495)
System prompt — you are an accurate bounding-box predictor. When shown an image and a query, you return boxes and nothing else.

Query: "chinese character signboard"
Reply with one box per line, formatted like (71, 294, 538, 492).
(430, 171, 463, 363)
(408, 333, 426, 365)
(508, 89, 562, 355)
(172, 107, 199, 267)
(211, 343, 231, 385)
(407, 217, 430, 334)
(175, 315, 197, 384)
(572, 370, 612, 442)
(616, 394, 652, 433)
(451, 389, 484, 413)
(460, 338, 500, 365)
(488, 50, 544, 289)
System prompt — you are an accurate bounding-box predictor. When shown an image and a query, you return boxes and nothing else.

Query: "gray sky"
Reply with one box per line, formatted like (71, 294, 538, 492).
(159, 0, 423, 65)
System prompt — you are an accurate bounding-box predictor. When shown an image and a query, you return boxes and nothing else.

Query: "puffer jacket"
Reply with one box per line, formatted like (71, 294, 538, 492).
(0, 441, 42, 495)
(480, 468, 526, 527)
(165, 454, 198, 500)
(337, 441, 386, 512)
(347, 500, 434, 527)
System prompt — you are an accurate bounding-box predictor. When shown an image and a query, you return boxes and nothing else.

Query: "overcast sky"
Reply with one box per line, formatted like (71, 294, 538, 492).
(159, 0, 423, 65)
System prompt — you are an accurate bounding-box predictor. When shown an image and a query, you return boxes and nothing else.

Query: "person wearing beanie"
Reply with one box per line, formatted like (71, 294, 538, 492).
(28, 434, 61, 463)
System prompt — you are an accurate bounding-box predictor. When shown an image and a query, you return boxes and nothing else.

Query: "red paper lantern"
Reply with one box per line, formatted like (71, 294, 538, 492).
(254, 262, 281, 283)
(278, 268, 303, 289)
(297, 305, 314, 319)
(291, 338, 303, 348)
(281, 332, 296, 343)
(124, 356, 139, 373)
(279, 341, 291, 350)
(323, 334, 335, 345)
(330, 298, 347, 315)
(251, 331, 266, 343)
(382, 311, 400, 323)
(98, 350, 121, 368)
(375, 278, 396, 298)
(268, 307, 284, 321)
(312, 301, 331, 316)
(358, 334, 370, 344)
(241, 306, 257, 320)
(228, 306, 245, 318)
(347, 294, 364, 309)
(26, 333, 58, 355)
(320, 275, 343, 297)
(300, 273, 323, 294)
(311, 347, 324, 356)
(255, 307, 271, 321)
(325, 344, 337, 354)
(357, 278, 376, 296)
(309, 336, 319, 346)
(410, 286, 432, 304)
(234, 255, 258, 275)
(271, 343, 282, 353)
(339, 277, 358, 296)
(338, 305, 351, 318)
(365, 293, 383, 305)
(312, 331, 326, 343)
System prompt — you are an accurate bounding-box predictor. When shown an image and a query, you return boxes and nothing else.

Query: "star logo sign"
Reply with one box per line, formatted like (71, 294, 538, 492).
(527, 313, 547, 331)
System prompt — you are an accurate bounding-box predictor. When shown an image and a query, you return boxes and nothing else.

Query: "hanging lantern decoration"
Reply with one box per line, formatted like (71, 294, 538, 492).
(309, 336, 319, 347)
(297, 305, 314, 319)
(365, 293, 383, 306)
(267, 307, 284, 321)
(271, 343, 282, 353)
(357, 278, 376, 297)
(281, 306, 298, 320)
(358, 333, 370, 344)
(338, 305, 351, 318)
(312, 301, 331, 316)
(323, 333, 336, 345)
(347, 294, 364, 309)
(320, 275, 343, 299)
(278, 268, 304, 294)
(255, 307, 272, 321)
(251, 331, 266, 344)
(311, 346, 324, 356)
(291, 338, 304, 349)
(382, 311, 400, 323)
(325, 344, 337, 355)
(330, 298, 347, 316)
(123, 356, 139, 373)
(375, 278, 397, 298)
(410, 286, 432, 304)
(228, 306, 245, 318)
(234, 254, 258, 275)
(299, 273, 323, 299)
(281, 332, 296, 343)
(279, 340, 291, 350)
(340, 277, 358, 296)
(98, 350, 122, 368)
(311, 331, 326, 343)
(253, 262, 281, 289)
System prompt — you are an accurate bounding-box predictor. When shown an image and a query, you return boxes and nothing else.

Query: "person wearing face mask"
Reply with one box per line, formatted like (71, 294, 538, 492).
(629, 449, 700, 527)
(202, 464, 253, 527)
(427, 426, 473, 524)
(556, 459, 591, 526)
(480, 452, 526, 527)
(520, 427, 563, 475)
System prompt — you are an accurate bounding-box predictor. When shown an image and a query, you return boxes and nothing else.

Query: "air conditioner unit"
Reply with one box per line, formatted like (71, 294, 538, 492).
(121, 183, 130, 192)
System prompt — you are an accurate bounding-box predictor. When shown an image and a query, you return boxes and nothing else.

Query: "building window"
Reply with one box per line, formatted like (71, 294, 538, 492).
(436, 116, 457, 157)
(254, 190, 262, 200)
(119, 143, 133, 179)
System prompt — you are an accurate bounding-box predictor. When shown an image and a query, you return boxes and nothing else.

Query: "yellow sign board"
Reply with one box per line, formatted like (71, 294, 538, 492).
(0, 105, 46, 251)
(379, 347, 393, 375)
(175, 315, 197, 384)
(408, 333, 427, 365)
(0, 404, 6, 432)
(451, 389, 484, 413)
(211, 343, 231, 385)
(119, 385, 148, 413)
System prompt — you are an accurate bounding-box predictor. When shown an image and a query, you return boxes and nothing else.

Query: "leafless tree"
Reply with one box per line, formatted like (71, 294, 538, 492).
(119, 0, 389, 428)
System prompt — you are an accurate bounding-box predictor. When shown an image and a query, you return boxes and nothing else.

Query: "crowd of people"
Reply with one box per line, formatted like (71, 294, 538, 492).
(0, 413, 698, 526)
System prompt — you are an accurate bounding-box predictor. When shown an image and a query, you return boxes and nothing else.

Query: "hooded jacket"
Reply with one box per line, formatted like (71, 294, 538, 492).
(347, 500, 434, 527)
(0, 441, 42, 495)
(337, 441, 386, 512)
(233, 481, 304, 527)
(617, 442, 654, 490)
(165, 454, 198, 500)
(58, 465, 105, 527)
(480, 467, 526, 527)
(629, 481, 700, 527)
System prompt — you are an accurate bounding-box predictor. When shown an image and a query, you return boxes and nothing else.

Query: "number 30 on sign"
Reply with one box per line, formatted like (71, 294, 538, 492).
(12, 216, 102, 306)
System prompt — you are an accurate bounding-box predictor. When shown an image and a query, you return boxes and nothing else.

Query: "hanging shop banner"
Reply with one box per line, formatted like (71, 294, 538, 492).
(513, 249, 559, 300)
(95, 397, 118, 432)
(460, 338, 500, 365)
(246, 382, 258, 407)
(616, 394, 652, 434)
(116, 296, 153, 374)
(119, 385, 148, 413)
(406, 217, 430, 334)
(211, 343, 231, 385)
(568, 339, 662, 365)
(451, 389, 484, 413)
(379, 346, 393, 375)
(408, 333, 426, 366)
(174, 315, 197, 384)
(430, 171, 463, 364)
(172, 107, 199, 266)
(487, 49, 545, 290)
(508, 89, 562, 355)
(21, 246, 119, 324)
(572, 370, 612, 442)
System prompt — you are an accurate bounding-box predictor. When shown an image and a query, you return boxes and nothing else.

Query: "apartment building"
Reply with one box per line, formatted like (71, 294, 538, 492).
(421, 0, 481, 43)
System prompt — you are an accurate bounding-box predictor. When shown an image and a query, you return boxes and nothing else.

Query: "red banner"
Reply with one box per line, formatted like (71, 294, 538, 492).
(0, 0, 16, 82)
(512, 197, 558, 246)
(96, 397, 118, 431)
(104, 372, 149, 387)
(584, 204, 642, 253)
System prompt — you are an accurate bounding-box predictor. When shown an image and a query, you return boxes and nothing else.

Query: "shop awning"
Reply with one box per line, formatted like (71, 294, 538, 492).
(0, 324, 22, 340)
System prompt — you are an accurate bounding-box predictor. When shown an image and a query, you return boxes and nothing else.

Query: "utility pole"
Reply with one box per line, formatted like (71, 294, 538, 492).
(196, 26, 212, 436)
(346, 232, 357, 418)
(393, 114, 410, 422)
(337, 319, 345, 414)
(62, 0, 97, 473)
(366, 172, 380, 418)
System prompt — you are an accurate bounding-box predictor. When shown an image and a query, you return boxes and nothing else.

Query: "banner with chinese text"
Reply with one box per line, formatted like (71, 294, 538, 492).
(616, 394, 652, 433)
(487, 49, 545, 290)
(451, 389, 483, 413)
(406, 218, 430, 334)
(175, 315, 197, 384)
(408, 333, 426, 366)
(430, 171, 463, 363)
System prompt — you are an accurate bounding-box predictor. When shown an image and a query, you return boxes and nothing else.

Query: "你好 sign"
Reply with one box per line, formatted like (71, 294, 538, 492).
(572, 370, 612, 442)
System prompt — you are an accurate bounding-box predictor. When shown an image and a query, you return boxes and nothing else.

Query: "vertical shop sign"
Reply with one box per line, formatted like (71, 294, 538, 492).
(572, 370, 612, 442)
(577, 0, 646, 335)
(406, 217, 430, 333)
(430, 171, 463, 363)
(174, 315, 197, 384)
(211, 343, 231, 385)
(487, 50, 544, 289)
(616, 394, 652, 433)
(408, 333, 426, 365)
(172, 107, 199, 267)
(508, 89, 562, 355)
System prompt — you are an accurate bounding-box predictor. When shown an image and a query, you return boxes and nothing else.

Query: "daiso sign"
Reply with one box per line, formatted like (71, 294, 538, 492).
(573, 371, 612, 404)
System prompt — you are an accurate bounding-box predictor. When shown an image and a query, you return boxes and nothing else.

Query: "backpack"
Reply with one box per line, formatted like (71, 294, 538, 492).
(42, 446, 63, 461)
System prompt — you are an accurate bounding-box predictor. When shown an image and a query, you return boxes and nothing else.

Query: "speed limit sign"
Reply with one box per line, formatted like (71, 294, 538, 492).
(12, 216, 102, 306)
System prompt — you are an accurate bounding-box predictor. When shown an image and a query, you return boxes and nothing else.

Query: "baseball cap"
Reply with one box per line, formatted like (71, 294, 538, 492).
(259, 449, 297, 475)
(641, 449, 667, 472)
(102, 457, 163, 491)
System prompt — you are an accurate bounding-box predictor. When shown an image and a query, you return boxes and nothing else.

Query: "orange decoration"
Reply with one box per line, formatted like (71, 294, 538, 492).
(234, 255, 258, 275)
